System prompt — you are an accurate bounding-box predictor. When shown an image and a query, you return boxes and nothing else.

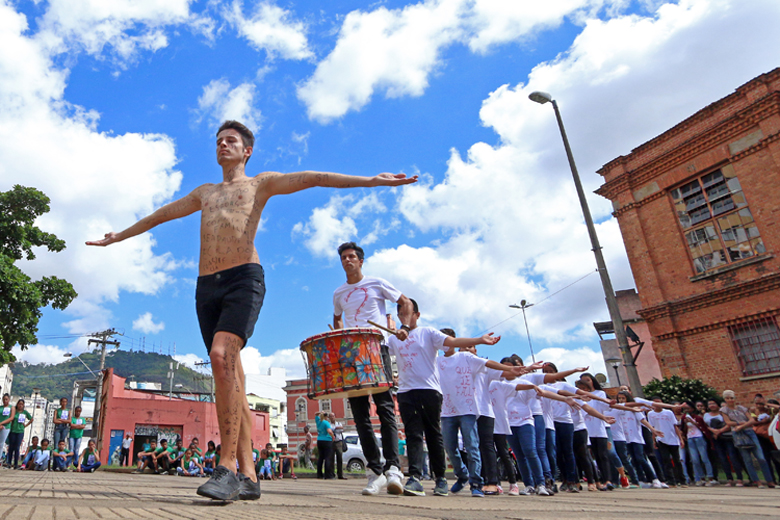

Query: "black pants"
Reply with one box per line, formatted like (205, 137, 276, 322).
(758, 435, 780, 482)
(397, 389, 446, 480)
(573, 429, 594, 484)
(331, 440, 344, 478)
(656, 442, 684, 486)
(120, 448, 130, 466)
(642, 426, 665, 481)
(494, 434, 517, 484)
(589, 437, 610, 484)
(477, 416, 499, 486)
(157, 455, 171, 473)
(349, 390, 399, 476)
(317, 440, 334, 479)
(6, 432, 23, 468)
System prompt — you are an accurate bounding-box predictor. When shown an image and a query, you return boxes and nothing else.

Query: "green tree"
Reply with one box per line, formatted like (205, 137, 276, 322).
(0, 185, 77, 364)
(642, 375, 720, 404)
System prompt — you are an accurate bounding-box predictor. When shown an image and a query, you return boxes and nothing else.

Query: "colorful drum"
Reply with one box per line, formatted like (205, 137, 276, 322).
(300, 328, 391, 400)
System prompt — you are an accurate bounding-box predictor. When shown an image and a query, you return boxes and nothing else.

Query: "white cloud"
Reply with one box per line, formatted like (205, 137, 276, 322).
(534, 346, 608, 384)
(11, 343, 70, 365)
(196, 78, 261, 130)
(0, 2, 186, 335)
(132, 312, 165, 334)
(35, 0, 192, 66)
(240, 346, 306, 379)
(297, 0, 780, 348)
(174, 353, 210, 374)
(226, 0, 313, 60)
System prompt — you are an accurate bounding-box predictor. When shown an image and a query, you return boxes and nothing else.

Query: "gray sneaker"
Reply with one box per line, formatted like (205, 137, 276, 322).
(238, 473, 261, 500)
(434, 477, 449, 496)
(196, 465, 241, 501)
(403, 476, 425, 496)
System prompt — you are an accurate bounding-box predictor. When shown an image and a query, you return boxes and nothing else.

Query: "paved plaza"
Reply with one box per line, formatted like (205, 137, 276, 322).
(0, 470, 779, 520)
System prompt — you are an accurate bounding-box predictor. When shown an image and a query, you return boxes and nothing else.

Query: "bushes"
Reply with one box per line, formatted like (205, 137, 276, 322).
(642, 375, 720, 404)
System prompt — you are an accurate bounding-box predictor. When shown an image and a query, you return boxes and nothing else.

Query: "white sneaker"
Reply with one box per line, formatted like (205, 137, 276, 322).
(651, 479, 663, 489)
(385, 465, 404, 495)
(519, 486, 535, 496)
(508, 484, 520, 496)
(362, 471, 388, 496)
(536, 484, 550, 496)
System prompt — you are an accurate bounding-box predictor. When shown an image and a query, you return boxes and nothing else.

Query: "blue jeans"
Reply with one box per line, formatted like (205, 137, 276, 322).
(627, 442, 656, 482)
(554, 422, 577, 483)
(441, 415, 482, 487)
(80, 461, 101, 472)
(533, 415, 551, 480)
(679, 443, 691, 482)
(53, 456, 68, 471)
(69, 437, 82, 467)
(736, 429, 774, 484)
(508, 424, 544, 488)
(687, 436, 713, 481)
(614, 440, 638, 484)
(53, 426, 69, 449)
(545, 428, 556, 482)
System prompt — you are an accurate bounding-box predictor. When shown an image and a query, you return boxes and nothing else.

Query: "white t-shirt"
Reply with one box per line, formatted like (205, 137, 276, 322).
(387, 327, 448, 393)
(475, 368, 504, 419)
(122, 437, 133, 449)
(573, 406, 587, 432)
(685, 414, 703, 439)
(506, 388, 538, 427)
(647, 409, 680, 446)
(437, 352, 488, 417)
(583, 390, 609, 439)
(489, 380, 513, 435)
(517, 373, 546, 415)
(604, 406, 625, 442)
(333, 276, 402, 340)
(538, 384, 560, 430)
(618, 409, 645, 444)
(551, 382, 578, 424)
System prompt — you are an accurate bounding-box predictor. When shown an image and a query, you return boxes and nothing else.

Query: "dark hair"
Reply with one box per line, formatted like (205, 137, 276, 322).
(580, 373, 602, 391)
(500, 356, 513, 365)
(544, 362, 558, 372)
(683, 400, 698, 415)
(32, 436, 38, 441)
(160, 439, 168, 445)
(768, 399, 780, 406)
(510, 354, 523, 367)
(440, 327, 456, 338)
(16, 399, 25, 409)
(217, 120, 254, 164)
(650, 395, 662, 401)
(618, 390, 634, 403)
(41, 438, 49, 445)
(399, 298, 419, 313)
(192, 437, 199, 443)
(75, 405, 82, 411)
(338, 242, 364, 260)
(208, 440, 216, 450)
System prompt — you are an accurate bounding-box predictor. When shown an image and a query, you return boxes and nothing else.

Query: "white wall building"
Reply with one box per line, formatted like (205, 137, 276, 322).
(245, 367, 287, 446)
(0, 364, 12, 396)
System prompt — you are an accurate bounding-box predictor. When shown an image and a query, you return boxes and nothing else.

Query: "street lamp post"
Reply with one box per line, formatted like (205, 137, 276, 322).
(28, 388, 41, 447)
(509, 300, 536, 363)
(605, 357, 622, 387)
(529, 90, 644, 397)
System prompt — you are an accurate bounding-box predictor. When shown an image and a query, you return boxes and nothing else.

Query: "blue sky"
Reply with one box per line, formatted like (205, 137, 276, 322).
(3, 0, 779, 382)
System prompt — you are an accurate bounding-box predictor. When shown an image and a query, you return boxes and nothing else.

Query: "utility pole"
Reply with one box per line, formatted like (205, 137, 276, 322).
(88, 329, 120, 449)
(194, 361, 215, 403)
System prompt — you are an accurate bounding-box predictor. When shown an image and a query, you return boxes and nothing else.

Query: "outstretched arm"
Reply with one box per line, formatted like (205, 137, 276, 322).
(543, 366, 588, 383)
(263, 171, 418, 196)
(86, 188, 203, 246)
(443, 333, 501, 351)
(582, 404, 616, 424)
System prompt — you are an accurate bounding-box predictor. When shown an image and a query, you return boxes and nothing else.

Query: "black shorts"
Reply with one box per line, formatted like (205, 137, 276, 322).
(196, 263, 265, 353)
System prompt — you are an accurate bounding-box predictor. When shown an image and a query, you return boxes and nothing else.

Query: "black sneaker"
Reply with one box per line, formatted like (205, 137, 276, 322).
(403, 476, 425, 496)
(434, 477, 449, 496)
(238, 473, 261, 501)
(196, 465, 241, 501)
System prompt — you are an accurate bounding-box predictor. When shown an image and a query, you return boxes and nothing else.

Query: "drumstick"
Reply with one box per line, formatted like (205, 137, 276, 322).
(367, 320, 396, 335)
(328, 324, 334, 331)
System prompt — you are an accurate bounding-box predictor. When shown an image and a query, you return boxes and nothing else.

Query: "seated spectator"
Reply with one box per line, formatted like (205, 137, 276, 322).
(177, 447, 204, 477)
(134, 440, 158, 474)
(153, 439, 175, 474)
(190, 437, 203, 457)
(169, 438, 186, 470)
(203, 441, 216, 475)
(77, 439, 101, 472)
(258, 449, 274, 480)
(30, 439, 51, 471)
(19, 436, 40, 469)
(251, 440, 261, 474)
(278, 444, 296, 480)
(265, 442, 278, 476)
(52, 440, 72, 472)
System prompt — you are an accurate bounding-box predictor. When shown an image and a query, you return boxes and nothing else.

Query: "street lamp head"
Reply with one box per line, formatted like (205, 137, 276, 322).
(520, 299, 527, 307)
(529, 91, 553, 105)
(509, 304, 521, 309)
(605, 357, 621, 366)
(63, 353, 72, 358)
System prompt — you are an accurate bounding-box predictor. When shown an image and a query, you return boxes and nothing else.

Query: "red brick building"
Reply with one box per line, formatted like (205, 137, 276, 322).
(96, 369, 269, 464)
(596, 68, 780, 401)
(284, 378, 401, 452)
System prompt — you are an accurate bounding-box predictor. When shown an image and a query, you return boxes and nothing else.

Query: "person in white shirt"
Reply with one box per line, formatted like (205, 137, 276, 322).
(387, 301, 510, 497)
(647, 397, 686, 486)
(120, 434, 133, 467)
(437, 333, 525, 497)
(328, 413, 347, 480)
(333, 241, 413, 496)
(0, 394, 11, 463)
(680, 401, 716, 486)
(615, 391, 664, 488)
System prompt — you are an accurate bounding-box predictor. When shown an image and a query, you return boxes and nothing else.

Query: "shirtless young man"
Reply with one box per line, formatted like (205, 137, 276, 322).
(87, 120, 417, 501)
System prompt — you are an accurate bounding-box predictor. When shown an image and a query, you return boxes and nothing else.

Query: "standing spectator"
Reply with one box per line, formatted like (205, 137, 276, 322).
(704, 399, 743, 486)
(0, 399, 31, 469)
(315, 412, 335, 480)
(303, 425, 314, 470)
(120, 434, 133, 466)
(77, 439, 101, 472)
(52, 398, 70, 453)
(720, 390, 775, 488)
(68, 406, 86, 468)
(0, 394, 11, 465)
(329, 413, 346, 479)
(753, 395, 780, 483)
(681, 401, 717, 486)
(52, 440, 72, 472)
(647, 397, 686, 487)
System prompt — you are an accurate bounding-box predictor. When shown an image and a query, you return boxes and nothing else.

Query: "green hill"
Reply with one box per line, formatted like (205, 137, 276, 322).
(10, 350, 213, 401)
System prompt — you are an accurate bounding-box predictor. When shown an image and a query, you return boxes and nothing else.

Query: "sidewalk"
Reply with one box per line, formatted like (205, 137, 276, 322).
(0, 469, 778, 520)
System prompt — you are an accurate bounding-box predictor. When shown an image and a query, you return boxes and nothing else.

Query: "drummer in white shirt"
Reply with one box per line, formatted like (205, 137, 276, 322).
(332, 241, 413, 496)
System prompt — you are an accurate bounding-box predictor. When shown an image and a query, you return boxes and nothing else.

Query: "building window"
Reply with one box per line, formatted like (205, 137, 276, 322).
(728, 317, 780, 376)
(319, 399, 331, 414)
(295, 397, 307, 422)
(670, 167, 765, 274)
(343, 398, 352, 419)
